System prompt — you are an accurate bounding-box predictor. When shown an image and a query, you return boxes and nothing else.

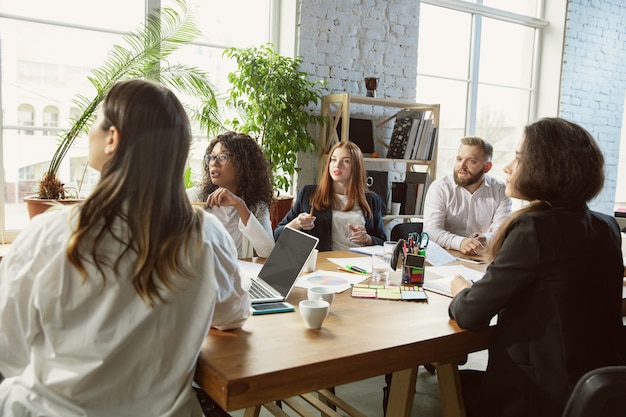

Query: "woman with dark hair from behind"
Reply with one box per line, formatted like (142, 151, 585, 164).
(188, 132, 275, 258)
(448, 117, 625, 417)
(275, 141, 386, 251)
(0, 79, 250, 416)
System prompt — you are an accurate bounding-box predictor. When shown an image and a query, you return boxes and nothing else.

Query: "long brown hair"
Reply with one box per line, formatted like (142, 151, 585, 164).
(67, 79, 204, 307)
(489, 117, 605, 257)
(311, 141, 373, 218)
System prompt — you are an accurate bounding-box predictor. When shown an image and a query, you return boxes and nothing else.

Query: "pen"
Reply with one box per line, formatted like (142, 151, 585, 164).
(344, 264, 368, 274)
(338, 266, 367, 275)
(309, 206, 314, 216)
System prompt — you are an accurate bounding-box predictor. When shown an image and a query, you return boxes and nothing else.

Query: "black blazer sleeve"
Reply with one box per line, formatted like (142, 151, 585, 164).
(365, 191, 387, 246)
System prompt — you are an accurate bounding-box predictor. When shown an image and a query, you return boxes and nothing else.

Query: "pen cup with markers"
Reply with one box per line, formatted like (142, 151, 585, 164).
(402, 251, 426, 286)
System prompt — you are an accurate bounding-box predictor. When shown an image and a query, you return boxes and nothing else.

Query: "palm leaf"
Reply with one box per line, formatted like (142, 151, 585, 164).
(42, 0, 220, 198)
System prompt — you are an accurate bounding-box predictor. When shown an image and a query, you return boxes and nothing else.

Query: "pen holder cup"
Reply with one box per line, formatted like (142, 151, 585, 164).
(402, 253, 425, 286)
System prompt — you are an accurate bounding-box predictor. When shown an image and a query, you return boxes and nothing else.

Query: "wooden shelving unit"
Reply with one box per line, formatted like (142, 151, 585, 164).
(319, 93, 440, 220)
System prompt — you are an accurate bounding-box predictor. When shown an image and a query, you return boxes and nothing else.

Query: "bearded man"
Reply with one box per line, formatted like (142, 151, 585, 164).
(423, 136, 512, 255)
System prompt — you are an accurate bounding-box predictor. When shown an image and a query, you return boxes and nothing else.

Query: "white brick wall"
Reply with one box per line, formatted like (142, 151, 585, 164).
(295, 0, 420, 193)
(560, 0, 626, 215)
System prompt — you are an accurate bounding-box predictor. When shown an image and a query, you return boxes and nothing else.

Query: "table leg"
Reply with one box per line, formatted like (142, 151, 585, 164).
(436, 361, 466, 417)
(243, 406, 261, 417)
(385, 368, 418, 417)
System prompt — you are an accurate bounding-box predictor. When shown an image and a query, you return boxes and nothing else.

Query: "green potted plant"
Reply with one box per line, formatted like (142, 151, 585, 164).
(25, 0, 222, 217)
(223, 43, 326, 195)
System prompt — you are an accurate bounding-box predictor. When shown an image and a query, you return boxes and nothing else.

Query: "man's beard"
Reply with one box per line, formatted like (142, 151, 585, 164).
(454, 168, 484, 187)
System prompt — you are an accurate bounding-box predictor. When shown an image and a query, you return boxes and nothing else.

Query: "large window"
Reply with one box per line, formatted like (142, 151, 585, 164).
(416, 0, 549, 210)
(0, 0, 278, 241)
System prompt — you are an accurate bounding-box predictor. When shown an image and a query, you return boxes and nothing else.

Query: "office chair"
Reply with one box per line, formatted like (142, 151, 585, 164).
(561, 366, 626, 417)
(390, 222, 423, 242)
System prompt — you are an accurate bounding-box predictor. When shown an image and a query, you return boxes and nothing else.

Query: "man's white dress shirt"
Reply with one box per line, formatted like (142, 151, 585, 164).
(423, 174, 512, 251)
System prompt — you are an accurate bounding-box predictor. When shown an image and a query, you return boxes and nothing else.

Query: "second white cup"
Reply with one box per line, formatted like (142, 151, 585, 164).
(307, 286, 335, 305)
(299, 299, 330, 329)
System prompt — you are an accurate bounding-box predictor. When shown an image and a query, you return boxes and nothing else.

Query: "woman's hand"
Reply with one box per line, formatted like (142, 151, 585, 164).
(348, 224, 373, 246)
(206, 188, 251, 225)
(296, 212, 316, 231)
(450, 273, 472, 297)
(206, 187, 242, 208)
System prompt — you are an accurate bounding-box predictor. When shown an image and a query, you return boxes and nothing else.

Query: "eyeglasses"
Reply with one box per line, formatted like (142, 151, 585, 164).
(204, 153, 231, 166)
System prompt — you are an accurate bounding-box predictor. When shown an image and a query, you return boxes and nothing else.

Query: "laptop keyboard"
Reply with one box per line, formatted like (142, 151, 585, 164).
(249, 279, 277, 300)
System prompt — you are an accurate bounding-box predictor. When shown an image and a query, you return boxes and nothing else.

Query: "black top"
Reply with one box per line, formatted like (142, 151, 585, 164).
(274, 185, 386, 251)
(449, 208, 626, 417)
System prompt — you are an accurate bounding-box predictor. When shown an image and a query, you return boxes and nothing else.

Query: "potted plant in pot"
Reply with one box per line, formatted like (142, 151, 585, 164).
(25, 0, 222, 218)
(222, 43, 326, 227)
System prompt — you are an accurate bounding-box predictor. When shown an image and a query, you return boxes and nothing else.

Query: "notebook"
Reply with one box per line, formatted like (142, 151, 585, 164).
(248, 227, 319, 304)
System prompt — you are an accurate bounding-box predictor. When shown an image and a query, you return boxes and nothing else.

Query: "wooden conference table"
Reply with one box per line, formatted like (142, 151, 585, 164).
(194, 249, 493, 417)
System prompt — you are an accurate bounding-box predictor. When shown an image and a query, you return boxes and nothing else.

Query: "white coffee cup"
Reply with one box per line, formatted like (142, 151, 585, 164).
(299, 299, 330, 329)
(304, 249, 319, 272)
(307, 286, 335, 305)
(390, 202, 401, 215)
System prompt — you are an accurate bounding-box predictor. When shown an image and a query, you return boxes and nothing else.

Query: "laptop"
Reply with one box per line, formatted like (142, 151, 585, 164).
(248, 227, 319, 304)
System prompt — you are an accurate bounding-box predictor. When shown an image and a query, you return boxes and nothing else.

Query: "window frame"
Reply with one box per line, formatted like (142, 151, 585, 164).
(0, 0, 289, 242)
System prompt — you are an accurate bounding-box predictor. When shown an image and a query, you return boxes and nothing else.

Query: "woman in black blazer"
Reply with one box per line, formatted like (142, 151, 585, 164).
(274, 141, 386, 251)
(448, 117, 626, 417)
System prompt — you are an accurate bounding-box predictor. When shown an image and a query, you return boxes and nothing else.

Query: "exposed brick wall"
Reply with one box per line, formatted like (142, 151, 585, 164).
(560, 0, 626, 214)
(296, 0, 420, 197)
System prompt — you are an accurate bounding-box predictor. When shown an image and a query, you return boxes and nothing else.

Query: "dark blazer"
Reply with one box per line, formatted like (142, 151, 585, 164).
(449, 208, 626, 417)
(274, 185, 386, 251)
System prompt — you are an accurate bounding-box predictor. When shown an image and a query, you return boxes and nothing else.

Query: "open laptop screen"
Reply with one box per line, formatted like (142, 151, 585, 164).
(258, 227, 319, 297)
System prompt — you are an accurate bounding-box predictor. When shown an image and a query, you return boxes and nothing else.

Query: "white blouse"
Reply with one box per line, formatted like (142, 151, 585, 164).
(187, 187, 275, 258)
(331, 194, 366, 251)
(0, 206, 250, 417)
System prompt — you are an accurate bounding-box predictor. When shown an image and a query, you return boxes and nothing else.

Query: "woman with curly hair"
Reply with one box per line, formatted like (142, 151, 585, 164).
(187, 131, 275, 258)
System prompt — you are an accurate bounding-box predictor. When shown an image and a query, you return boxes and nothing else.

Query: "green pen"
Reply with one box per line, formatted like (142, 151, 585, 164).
(345, 265, 367, 274)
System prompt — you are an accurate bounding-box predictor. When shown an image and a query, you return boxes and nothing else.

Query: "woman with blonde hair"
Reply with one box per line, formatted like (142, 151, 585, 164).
(0, 79, 250, 416)
(275, 141, 386, 251)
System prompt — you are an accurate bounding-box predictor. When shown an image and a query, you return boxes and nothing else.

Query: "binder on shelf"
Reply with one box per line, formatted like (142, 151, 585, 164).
(414, 118, 433, 160)
(387, 110, 424, 159)
(405, 171, 432, 215)
(366, 170, 389, 214)
(391, 182, 418, 215)
(403, 111, 425, 159)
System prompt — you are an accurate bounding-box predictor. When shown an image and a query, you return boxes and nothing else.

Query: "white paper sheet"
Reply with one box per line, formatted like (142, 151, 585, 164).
(295, 270, 368, 293)
(423, 265, 485, 297)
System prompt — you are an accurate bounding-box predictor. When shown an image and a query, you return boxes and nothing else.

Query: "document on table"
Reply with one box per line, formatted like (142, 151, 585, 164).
(423, 241, 457, 266)
(423, 265, 485, 297)
(350, 241, 456, 265)
(349, 245, 385, 256)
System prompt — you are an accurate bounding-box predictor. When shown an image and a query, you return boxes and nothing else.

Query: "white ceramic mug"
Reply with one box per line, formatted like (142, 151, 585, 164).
(299, 299, 330, 329)
(307, 286, 335, 305)
(304, 249, 319, 272)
